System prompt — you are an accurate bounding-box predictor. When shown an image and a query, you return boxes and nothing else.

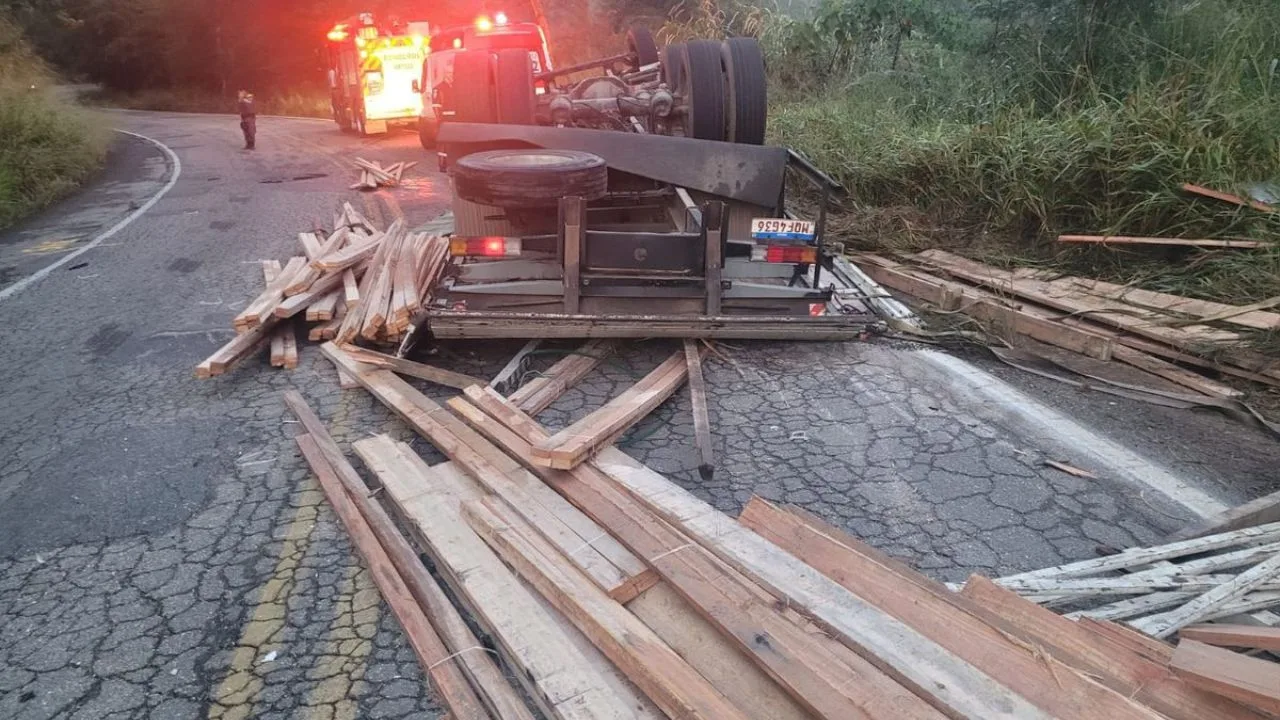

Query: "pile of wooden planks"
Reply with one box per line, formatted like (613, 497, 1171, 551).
(854, 250, 1280, 396)
(351, 158, 416, 191)
(279, 339, 1279, 720)
(195, 203, 449, 378)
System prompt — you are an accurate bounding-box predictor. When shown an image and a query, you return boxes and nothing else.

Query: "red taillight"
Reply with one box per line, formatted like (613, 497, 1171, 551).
(755, 245, 816, 264)
(450, 237, 522, 257)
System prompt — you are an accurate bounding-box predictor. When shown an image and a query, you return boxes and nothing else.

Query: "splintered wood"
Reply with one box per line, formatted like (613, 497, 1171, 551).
(267, 339, 1280, 720)
(351, 158, 417, 191)
(195, 203, 450, 377)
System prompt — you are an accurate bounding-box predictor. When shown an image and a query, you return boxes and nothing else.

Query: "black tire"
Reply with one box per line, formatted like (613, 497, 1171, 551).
(453, 51, 496, 123)
(661, 43, 686, 91)
(627, 27, 659, 70)
(722, 37, 767, 145)
(493, 49, 536, 125)
(681, 39, 727, 141)
(454, 150, 608, 208)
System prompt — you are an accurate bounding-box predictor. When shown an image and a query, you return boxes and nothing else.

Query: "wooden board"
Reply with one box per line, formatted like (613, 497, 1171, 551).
(456, 389, 991, 720)
(275, 269, 353, 320)
(1058, 234, 1267, 249)
(338, 345, 485, 390)
(306, 291, 340, 322)
(683, 340, 715, 477)
(1179, 624, 1280, 652)
(313, 233, 381, 273)
(1182, 183, 1276, 213)
(283, 393, 533, 720)
(464, 498, 752, 720)
(738, 498, 1168, 720)
(293, 434, 489, 720)
(1046, 276, 1280, 332)
(1171, 640, 1280, 716)
(1166, 490, 1280, 542)
(234, 256, 307, 330)
(1133, 550, 1280, 638)
(356, 437, 650, 720)
(959, 576, 1267, 720)
(342, 269, 359, 309)
(323, 345, 651, 601)
(914, 250, 1280, 381)
(1074, 618, 1174, 663)
(426, 311, 876, 341)
(531, 351, 688, 470)
(624, 581, 813, 720)
(508, 340, 613, 416)
(196, 323, 272, 378)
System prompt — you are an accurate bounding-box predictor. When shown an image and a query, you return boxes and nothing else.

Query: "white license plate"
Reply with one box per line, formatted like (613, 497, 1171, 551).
(750, 218, 815, 242)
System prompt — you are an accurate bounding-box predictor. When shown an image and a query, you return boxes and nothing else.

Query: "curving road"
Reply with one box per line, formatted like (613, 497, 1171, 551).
(0, 109, 1274, 719)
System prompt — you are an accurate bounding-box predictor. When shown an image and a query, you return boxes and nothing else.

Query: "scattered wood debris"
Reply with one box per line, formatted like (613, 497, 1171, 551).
(265, 335, 1280, 720)
(194, 202, 449, 378)
(351, 158, 416, 191)
(1183, 183, 1276, 214)
(1058, 234, 1268, 249)
(853, 251, 1280, 402)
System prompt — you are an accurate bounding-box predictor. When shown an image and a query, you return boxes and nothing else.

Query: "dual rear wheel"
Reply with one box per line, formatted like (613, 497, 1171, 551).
(661, 37, 767, 145)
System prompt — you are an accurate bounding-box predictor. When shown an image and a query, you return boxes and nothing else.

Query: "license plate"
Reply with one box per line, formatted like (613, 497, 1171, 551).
(751, 218, 815, 242)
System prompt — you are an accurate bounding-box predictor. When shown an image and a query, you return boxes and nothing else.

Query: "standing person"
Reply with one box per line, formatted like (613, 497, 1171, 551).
(237, 91, 257, 150)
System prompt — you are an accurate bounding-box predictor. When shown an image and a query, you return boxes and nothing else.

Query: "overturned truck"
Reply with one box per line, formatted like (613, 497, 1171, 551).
(413, 30, 883, 341)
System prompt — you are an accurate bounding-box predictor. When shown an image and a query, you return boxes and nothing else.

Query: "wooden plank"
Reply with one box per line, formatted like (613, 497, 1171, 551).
(292, 434, 490, 720)
(464, 498, 753, 720)
(1075, 618, 1174, 663)
(996, 521, 1280, 582)
(1182, 183, 1276, 213)
(298, 231, 324, 260)
(1180, 624, 1280, 652)
(738, 497, 1165, 720)
(1058, 234, 1266, 249)
(1134, 550, 1280, 638)
(313, 233, 381, 273)
(342, 269, 359, 309)
(234, 256, 307, 329)
(457, 389, 1007, 720)
(425, 311, 876, 341)
(361, 225, 407, 340)
(1171, 640, 1280, 716)
(561, 197, 582, 314)
(624, 581, 813, 720)
(323, 345, 651, 599)
(966, 297, 1115, 360)
(854, 255, 964, 310)
(280, 325, 298, 369)
(283, 394, 533, 720)
(338, 345, 485, 390)
(508, 340, 613, 415)
(1110, 344, 1244, 399)
(1047, 276, 1280, 332)
(275, 269, 353, 320)
(306, 290, 340, 322)
(683, 340, 715, 478)
(309, 304, 346, 342)
(270, 328, 286, 367)
(355, 437, 650, 720)
(196, 323, 272, 378)
(532, 351, 687, 470)
(337, 222, 400, 343)
(1168, 489, 1280, 543)
(960, 576, 1266, 720)
(915, 250, 1280, 380)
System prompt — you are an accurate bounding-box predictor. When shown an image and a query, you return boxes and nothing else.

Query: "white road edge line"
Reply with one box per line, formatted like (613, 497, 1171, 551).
(917, 349, 1228, 520)
(0, 129, 182, 303)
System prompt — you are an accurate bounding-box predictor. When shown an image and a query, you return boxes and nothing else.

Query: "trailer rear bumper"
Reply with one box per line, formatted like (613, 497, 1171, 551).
(422, 310, 878, 340)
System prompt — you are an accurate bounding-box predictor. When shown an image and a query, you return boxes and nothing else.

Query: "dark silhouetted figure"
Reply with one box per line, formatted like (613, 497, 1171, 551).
(238, 91, 257, 150)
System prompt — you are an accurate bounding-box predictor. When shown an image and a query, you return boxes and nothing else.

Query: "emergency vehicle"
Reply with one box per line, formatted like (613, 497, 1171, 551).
(414, 13, 552, 148)
(325, 13, 430, 136)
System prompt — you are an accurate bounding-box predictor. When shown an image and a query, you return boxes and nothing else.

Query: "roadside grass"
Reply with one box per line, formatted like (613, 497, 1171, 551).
(82, 87, 332, 119)
(0, 18, 107, 229)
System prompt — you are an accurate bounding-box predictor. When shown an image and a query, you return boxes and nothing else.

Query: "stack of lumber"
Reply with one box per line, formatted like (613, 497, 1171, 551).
(195, 203, 449, 378)
(351, 158, 416, 191)
(970, 523, 1280, 635)
(279, 339, 1279, 720)
(853, 250, 1280, 395)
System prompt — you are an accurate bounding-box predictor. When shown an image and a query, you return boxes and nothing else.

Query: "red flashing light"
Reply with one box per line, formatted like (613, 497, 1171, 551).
(475, 16, 494, 31)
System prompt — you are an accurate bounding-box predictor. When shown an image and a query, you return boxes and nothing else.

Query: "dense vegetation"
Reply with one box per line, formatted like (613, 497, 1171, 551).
(0, 14, 105, 228)
(660, 0, 1280, 302)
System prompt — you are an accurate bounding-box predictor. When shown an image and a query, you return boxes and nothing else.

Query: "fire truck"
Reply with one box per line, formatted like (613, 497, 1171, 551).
(325, 13, 430, 136)
(414, 13, 552, 149)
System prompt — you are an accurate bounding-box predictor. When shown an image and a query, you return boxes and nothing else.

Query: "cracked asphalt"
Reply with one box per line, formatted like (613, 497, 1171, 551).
(1, 110, 1275, 719)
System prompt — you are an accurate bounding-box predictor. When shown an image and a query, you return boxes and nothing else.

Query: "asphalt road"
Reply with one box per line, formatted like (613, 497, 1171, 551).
(0, 110, 1275, 719)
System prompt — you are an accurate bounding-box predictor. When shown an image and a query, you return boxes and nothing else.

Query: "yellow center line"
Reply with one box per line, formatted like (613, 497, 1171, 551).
(303, 565, 381, 720)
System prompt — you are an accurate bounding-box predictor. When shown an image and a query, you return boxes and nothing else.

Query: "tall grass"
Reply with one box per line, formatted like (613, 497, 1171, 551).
(82, 88, 332, 119)
(0, 16, 107, 229)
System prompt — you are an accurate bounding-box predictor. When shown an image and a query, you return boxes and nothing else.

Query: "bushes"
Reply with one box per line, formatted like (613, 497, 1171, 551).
(0, 16, 106, 229)
(82, 88, 331, 119)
